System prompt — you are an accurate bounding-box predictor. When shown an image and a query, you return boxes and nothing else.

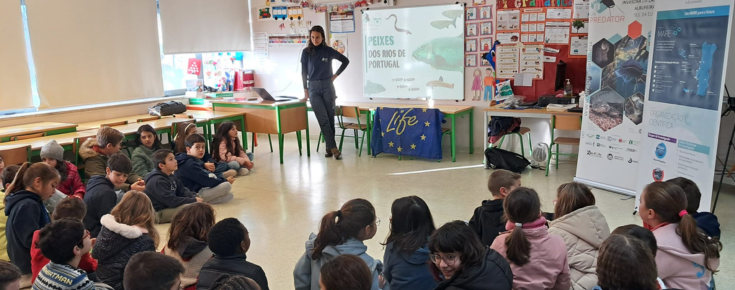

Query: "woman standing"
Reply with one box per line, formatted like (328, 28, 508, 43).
(302, 25, 349, 160)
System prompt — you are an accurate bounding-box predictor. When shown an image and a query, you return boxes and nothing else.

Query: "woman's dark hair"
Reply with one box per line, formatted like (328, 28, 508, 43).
(320, 255, 372, 290)
(313, 199, 376, 260)
(642, 182, 721, 272)
(174, 122, 198, 154)
(306, 25, 327, 54)
(212, 122, 244, 162)
(5, 162, 60, 196)
(135, 124, 163, 150)
(52, 159, 68, 183)
(611, 225, 658, 256)
(597, 234, 659, 290)
(503, 187, 541, 266)
(554, 182, 595, 219)
(209, 275, 261, 290)
(36, 218, 86, 264)
(428, 220, 485, 267)
(382, 196, 436, 253)
(167, 203, 216, 252)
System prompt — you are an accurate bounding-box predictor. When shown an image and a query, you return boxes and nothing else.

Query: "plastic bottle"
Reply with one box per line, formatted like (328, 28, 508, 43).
(564, 79, 573, 100)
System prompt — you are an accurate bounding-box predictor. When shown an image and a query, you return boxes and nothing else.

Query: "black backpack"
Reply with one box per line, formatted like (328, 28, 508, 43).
(484, 147, 530, 173)
(149, 101, 187, 116)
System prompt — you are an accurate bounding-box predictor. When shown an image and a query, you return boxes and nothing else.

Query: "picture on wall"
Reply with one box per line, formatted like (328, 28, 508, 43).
(467, 7, 478, 21)
(480, 22, 493, 35)
(465, 54, 477, 67)
(466, 38, 478, 52)
(466, 23, 478, 36)
(473, 0, 485, 6)
(480, 6, 493, 20)
(481, 57, 490, 66)
(480, 37, 494, 51)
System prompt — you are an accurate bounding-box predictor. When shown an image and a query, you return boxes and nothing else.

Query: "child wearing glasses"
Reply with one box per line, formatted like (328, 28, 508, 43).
(32, 219, 109, 290)
(381, 196, 437, 290)
(491, 188, 571, 290)
(31, 198, 97, 284)
(294, 198, 382, 290)
(428, 220, 512, 290)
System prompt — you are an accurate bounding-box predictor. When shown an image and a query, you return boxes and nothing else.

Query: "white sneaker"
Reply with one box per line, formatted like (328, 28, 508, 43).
(237, 168, 250, 176)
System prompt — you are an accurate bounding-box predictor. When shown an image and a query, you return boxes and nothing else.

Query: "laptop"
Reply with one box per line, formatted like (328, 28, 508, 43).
(252, 88, 298, 102)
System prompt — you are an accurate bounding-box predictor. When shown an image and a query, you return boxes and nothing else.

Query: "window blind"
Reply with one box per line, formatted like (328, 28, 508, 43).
(0, 0, 33, 111)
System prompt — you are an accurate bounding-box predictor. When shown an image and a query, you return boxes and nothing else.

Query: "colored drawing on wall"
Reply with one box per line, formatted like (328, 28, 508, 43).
(467, 23, 478, 36)
(467, 7, 478, 21)
(481, 22, 494, 35)
(480, 6, 493, 20)
(473, 0, 486, 6)
(466, 54, 478, 67)
(466, 38, 478, 52)
(480, 37, 495, 51)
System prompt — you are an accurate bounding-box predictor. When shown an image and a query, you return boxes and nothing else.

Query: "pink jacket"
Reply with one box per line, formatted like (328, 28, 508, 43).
(218, 139, 250, 165)
(57, 161, 85, 199)
(491, 217, 571, 290)
(653, 223, 718, 290)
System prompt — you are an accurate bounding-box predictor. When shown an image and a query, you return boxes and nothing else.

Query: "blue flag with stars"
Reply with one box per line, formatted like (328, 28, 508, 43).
(371, 107, 444, 160)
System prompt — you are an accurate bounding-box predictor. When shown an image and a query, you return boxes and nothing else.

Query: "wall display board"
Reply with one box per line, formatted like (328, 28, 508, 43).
(575, 0, 655, 196)
(634, 0, 734, 212)
(362, 4, 465, 99)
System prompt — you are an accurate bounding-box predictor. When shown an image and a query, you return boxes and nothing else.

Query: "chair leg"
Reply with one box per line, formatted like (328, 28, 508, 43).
(497, 135, 506, 148)
(353, 129, 359, 149)
(546, 144, 552, 176)
(296, 131, 302, 156)
(359, 130, 365, 157)
(519, 134, 525, 158)
(251, 133, 256, 153)
(339, 128, 346, 151)
(268, 134, 273, 152)
(556, 144, 560, 169)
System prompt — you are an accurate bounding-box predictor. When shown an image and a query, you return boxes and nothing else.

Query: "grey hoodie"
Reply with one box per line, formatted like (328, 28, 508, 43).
(293, 233, 382, 290)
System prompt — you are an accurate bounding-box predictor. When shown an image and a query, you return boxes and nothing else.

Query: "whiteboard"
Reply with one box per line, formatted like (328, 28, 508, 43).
(362, 4, 465, 100)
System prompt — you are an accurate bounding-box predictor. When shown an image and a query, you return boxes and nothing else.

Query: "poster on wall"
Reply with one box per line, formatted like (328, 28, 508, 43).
(573, 0, 590, 19)
(330, 34, 348, 56)
(496, 44, 519, 78)
(574, 0, 656, 195)
(362, 4, 465, 99)
(634, 2, 734, 212)
(544, 22, 571, 44)
(520, 44, 543, 79)
(570, 35, 587, 56)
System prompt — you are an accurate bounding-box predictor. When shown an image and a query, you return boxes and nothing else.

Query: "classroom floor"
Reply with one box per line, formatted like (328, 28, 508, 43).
(153, 135, 735, 289)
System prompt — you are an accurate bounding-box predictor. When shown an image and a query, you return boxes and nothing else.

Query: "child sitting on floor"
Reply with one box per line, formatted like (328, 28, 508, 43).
(212, 121, 254, 176)
(5, 163, 58, 288)
(80, 127, 144, 191)
(0, 261, 21, 290)
(31, 198, 97, 284)
(144, 149, 202, 223)
(161, 203, 215, 289)
(173, 122, 236, 179)
(131, 124, 163, 178)
(666, 177, 720, 239)
(469, 169, 522, 247)
(84, 153, 140, 237)
(174, 134, 234, 204)
(123, 252, 184, 290)
(41, 139, 85, 199)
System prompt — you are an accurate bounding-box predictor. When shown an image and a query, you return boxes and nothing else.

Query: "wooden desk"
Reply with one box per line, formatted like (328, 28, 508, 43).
(76, 114, 169, 131)
(0, 122, 77, 142)
(338, 102, 474, 162)
(211, 100, 309, 164)
(0, 129, 98, 157)
(483, 105, 582, 165)
(175, 110, 248, 151)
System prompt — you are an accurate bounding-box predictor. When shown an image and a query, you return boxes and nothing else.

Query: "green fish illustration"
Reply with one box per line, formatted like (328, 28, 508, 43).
(442, 10, 463, 19)
(430, 19, 457, 29)
(364, 80, 386, 95)
(412, 36, 464, 73)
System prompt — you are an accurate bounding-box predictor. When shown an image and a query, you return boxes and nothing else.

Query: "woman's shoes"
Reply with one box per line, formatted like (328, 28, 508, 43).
(330, 148, 342, 160)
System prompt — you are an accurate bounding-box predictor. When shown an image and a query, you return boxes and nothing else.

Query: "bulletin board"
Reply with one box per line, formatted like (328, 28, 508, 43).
(492, 0, 588, 100)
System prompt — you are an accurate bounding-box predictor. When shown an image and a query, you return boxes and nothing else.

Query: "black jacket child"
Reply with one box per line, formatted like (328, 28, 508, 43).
(174, 153, 227, 193)
(93, 214, 156, 290)
(5, 190, 51, 274)
(468, 199, 505, 247)
(434, 247, 513, 290)
(144, 168, 198, 212)
(84, 175, 118, 238)
(196, 253, 269, 290)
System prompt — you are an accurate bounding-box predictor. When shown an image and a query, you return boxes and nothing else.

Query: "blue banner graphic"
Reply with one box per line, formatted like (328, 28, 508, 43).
(371, 107, 444, 160)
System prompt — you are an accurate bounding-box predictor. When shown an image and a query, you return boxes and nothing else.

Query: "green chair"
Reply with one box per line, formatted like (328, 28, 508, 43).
(546, 115, 582, 176)
(338, 106, 369, 156)
(316, 106, 351, 153)
(495, 127, 532, 158)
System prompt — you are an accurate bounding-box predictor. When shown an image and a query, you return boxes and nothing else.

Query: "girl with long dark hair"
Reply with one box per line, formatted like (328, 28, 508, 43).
(212, 121, 253, 176)
(382, 196, 437, 290)
(301, 25, 349, 160)
(131, 124, 163, 178)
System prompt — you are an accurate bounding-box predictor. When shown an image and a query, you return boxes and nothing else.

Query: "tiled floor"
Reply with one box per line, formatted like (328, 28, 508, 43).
(155, 136, 735, 289)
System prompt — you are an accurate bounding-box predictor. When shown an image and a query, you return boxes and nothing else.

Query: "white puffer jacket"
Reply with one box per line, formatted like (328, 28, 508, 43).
(548, 205, 610, 290)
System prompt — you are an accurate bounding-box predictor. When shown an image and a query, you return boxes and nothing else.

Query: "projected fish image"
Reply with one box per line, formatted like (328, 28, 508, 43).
(442, 10, 463, 20)
(412, 36, 464, 73)
(431, 19, 457, 29)
(387, 14, 412, 35)
(364, 80, 386, 95)
(426, 76, 454, 89)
